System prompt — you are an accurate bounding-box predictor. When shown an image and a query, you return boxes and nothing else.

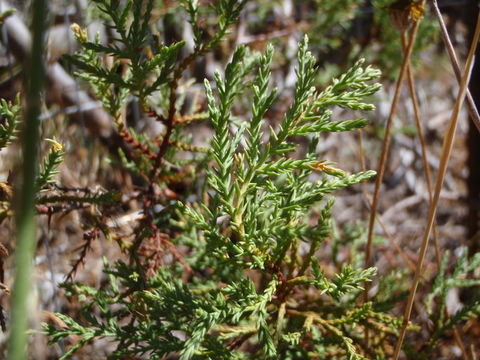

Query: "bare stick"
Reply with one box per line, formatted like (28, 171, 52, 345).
(358, 131, 416, 272)
(400, 32, 441, 268)
(403, 34, 471, 356)
(364, 15, 423, 297)
(392, 12, 480, 360)
(402, 31, 470, 358)
(433, 0, 480, 133)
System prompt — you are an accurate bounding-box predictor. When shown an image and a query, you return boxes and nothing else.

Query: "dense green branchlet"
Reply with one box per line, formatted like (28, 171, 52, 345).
(0, 94, 21, 150)
(44, 8, 398, 356)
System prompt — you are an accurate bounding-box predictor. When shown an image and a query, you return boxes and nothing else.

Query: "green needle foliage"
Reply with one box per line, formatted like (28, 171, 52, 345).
(43, 10, 406, 353)
(67, 0, 185, 104)
(36, 139, 65, 190)
(0, 94, 21, 150)
(189, 38, 380, 276)
(420, 248, 480, 355)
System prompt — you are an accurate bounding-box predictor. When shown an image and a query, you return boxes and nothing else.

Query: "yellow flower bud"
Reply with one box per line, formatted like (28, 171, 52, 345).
(46, 138, 64, 153)
(71, 23, 88, 43)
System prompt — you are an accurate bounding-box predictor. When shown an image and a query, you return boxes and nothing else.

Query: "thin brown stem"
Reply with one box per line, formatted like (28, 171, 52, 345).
(401, 26, 470, 360)
(358, 131, 416, 273)
(400, 32, 441, 268)
(432, 0, 480, 134)
(150, 36, 227, 179)
(365, 193, 417, 273)
(471, 344, 477, 360)
(364, 13, 423, 320)
(392, 12, 480, 360)
(452, 326, 471, 360)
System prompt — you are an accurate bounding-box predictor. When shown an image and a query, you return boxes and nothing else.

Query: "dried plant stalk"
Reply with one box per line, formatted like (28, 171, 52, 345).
(393, 12, 480, 360)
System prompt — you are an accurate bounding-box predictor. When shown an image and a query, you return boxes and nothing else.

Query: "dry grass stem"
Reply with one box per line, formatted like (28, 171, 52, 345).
(358, 131, 416, 273)
(392, 12, 480, 360)
(364, 4, 425, 304)
(400, 32, 441, 268)
(432, 0, 480, 133)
